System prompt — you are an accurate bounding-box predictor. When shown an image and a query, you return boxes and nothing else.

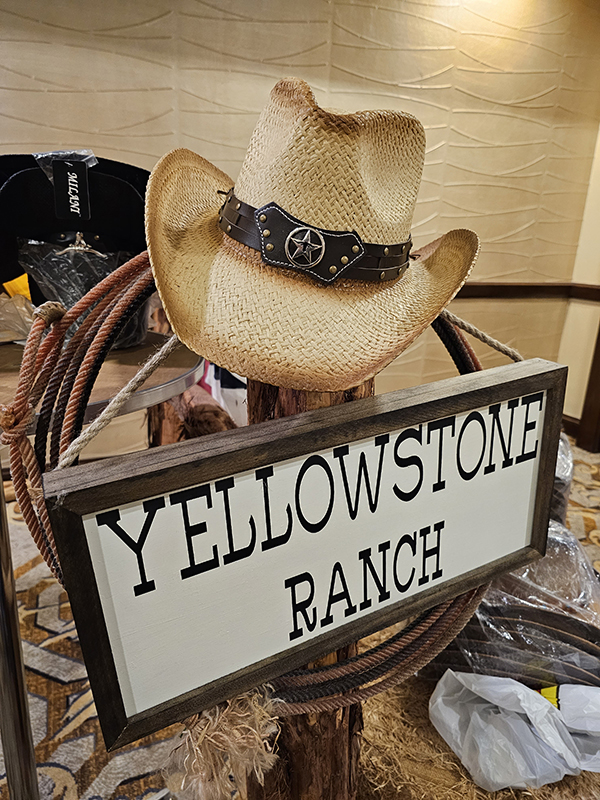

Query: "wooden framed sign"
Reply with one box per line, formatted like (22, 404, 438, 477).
(44, 359, 566, 749)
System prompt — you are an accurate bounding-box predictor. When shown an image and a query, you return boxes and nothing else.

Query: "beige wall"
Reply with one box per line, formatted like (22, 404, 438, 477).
(2, 0, 600, 403)
(558, 124, 600, 418)
(376, 295, 568, 393)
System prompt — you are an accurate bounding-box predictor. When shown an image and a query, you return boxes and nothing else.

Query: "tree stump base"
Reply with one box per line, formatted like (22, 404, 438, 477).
(245, 378, 373, 800)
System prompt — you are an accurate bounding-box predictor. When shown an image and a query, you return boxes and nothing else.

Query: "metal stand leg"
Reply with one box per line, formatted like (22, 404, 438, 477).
(0, 480, 40, 799)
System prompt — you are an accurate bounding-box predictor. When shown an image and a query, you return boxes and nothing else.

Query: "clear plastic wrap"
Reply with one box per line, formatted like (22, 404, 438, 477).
(425, 437, 600, 689)
(32, 149, 98, 183)
(17, 240, 147, 348)
(551, 431, 574, 525)
(426, 521, 600, 689)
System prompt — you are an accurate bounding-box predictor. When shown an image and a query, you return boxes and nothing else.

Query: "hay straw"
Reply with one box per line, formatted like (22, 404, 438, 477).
(360, 675, 600, 800)
(163, 689, 279, 800)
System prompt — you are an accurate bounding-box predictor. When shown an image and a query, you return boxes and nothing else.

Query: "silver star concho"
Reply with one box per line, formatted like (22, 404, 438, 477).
(284, 227, 325, 269)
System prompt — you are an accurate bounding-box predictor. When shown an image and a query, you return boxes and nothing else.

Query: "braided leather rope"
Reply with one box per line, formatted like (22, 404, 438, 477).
(0, 253, 488, 711)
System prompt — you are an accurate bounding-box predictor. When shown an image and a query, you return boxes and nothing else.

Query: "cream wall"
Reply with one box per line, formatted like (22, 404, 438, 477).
(557, 125, 600, 419)
(2, 0, 600, 401)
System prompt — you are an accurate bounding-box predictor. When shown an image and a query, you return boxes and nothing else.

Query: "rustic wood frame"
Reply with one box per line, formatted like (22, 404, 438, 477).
(44, 358, 566, 750)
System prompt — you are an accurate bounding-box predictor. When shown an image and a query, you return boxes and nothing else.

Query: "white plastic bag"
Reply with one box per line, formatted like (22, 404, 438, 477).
(429, 670, 600, 791)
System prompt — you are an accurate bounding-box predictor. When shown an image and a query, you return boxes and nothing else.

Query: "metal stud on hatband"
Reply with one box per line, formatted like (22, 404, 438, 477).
(329, 265, 338, 275)
(352, 245, 359, 254)
(259, 214, 267, 223)
(383, 247, 389, 256)
(341, 256, 349, 265)
(266, 243, 274, 252)
(263, 229, 271, 238)
(226, 224, 232, 233)
(398, 267, 403, 276)
(379, 271, 386, 280)
(236, 202, 241, 210)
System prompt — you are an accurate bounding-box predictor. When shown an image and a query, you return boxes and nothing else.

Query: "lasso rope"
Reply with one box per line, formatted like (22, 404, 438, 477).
(0, 253, 152, 581)
(441, 308, 524, 363)
(0, 252, 522, 714)
(56, 334, 180, 470)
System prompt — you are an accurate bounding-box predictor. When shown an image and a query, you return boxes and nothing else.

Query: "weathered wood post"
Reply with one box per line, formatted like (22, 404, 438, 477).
(245, 378, 373, 800)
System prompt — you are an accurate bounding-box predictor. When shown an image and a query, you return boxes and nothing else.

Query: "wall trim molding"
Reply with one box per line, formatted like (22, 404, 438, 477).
(458, 283, 600, 303)
(456, 282, 600, 452)
(562, 415, 580, 439)
(578, 324, 600, 452)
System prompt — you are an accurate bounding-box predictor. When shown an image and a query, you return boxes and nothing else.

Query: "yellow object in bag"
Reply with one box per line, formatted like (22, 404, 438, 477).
(3, 273, 31, 300)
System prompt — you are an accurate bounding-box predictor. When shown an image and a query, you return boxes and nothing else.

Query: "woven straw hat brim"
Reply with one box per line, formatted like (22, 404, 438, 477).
(146, 148, 480, 392)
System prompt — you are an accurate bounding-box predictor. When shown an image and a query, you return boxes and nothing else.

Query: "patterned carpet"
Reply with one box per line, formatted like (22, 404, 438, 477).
(0, 506, 179, 800)
(0, 437, 598, 799)
(567, 443, 600, 571)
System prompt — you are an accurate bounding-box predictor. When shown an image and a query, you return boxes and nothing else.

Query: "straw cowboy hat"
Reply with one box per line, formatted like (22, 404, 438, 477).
(146, 78, 479, 392)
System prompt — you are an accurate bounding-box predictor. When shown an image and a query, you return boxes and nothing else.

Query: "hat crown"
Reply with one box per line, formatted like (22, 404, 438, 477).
(235, 79, 426, 244)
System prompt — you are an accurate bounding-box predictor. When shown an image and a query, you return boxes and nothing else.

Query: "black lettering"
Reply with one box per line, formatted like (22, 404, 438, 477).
(96, 498, 165, 596)
(418, 521, 444, 586)
(252, 466, 293, 552)
(358, 542, 391, 610)
(515, 392, 544, 464)
(393, 532, 416, 593)
(285, 572, 317, 640)
(170, 485, 219, 579)
(333, 434, 389, 520)
(484, 399, 519, 474)
(393, 426, 424, 501)
(321, 562, 357, 627)
(456, 411, 487, 481)
(215, 477, 256, 565)
(295, 455, 335, 533)
(427, 417, 456, 491)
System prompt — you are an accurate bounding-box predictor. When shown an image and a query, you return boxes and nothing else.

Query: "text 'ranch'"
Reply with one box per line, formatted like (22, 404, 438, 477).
(94, 392, 544, 641)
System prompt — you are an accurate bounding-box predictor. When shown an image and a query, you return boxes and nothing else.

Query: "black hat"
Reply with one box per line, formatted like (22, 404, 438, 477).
(0, 154, 149, 304)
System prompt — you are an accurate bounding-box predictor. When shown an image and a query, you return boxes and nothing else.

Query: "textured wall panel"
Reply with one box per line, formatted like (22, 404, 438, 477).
(375, 296, 569, 395)
(2, 0, 599, 283)
(1, 0, 598, 400)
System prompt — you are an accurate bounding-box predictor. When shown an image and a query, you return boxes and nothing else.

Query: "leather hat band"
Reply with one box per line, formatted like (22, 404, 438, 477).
(218, 189, 412, 285)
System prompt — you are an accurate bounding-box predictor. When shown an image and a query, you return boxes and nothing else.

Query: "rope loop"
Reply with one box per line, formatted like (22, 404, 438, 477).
(0, 402, 34, 444)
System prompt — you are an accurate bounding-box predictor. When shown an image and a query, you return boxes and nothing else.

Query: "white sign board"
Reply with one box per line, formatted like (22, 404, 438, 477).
(44, 359, 565, 748)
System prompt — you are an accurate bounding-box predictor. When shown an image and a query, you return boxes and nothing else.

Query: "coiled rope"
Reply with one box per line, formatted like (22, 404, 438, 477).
(0, 250, 523, 712)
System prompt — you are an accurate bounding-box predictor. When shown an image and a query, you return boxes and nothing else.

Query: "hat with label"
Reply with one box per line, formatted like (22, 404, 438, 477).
(145, 78, 480, 391)
(0, 154, 149, 304)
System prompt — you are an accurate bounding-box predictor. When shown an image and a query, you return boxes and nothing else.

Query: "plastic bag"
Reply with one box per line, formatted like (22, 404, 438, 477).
(429, 670, 600, 791)
(17, 239, 146, 349)
(0, 293, 35, 342)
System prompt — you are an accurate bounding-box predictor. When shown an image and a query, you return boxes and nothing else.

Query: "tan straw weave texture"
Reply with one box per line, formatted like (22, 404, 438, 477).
(236, 79, 424, 243)
(146, 78, 480, 392)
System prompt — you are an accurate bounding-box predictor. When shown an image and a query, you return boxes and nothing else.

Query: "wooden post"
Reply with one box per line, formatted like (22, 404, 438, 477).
(245, 378, 373, 800)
